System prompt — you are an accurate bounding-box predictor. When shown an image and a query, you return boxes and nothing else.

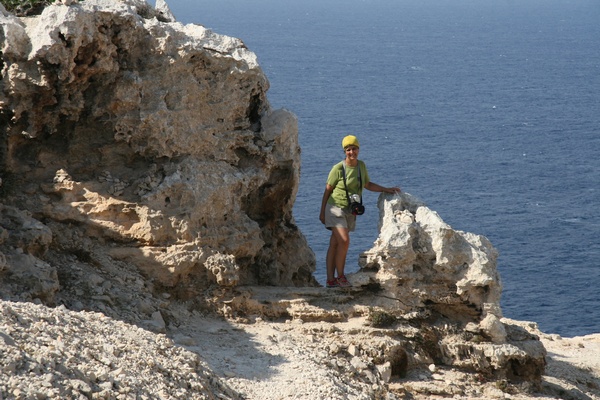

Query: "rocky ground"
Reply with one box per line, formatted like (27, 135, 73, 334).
(194, 317, 600, 400)
(1, 285, 599, 400)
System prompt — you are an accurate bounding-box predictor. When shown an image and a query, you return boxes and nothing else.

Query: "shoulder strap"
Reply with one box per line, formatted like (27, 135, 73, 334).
(341, 162, 362, 204)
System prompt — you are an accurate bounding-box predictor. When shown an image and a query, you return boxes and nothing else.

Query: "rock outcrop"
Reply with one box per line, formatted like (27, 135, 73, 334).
(0, 0, 317, 305)
(356, 193, 546, 383)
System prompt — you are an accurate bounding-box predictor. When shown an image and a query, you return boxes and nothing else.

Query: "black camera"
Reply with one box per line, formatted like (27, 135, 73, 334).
(350, 202, 365, 216)
(349, 194, 365, 216)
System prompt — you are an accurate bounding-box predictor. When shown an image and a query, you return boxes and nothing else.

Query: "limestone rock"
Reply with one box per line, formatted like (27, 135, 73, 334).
(0, 204, 52, 257)
(0, 205, 59, 302)
(352, 193, 546, 384)
(0, 0, 317, 302)
(155, 0, 175, 23)
(357, 192, 501, 318)
(480, 313, 508, 343)
(2, 252, 59, 303)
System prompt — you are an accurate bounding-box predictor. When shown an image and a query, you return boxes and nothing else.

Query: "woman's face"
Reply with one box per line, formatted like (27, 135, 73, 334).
(344, 146, 359, 160)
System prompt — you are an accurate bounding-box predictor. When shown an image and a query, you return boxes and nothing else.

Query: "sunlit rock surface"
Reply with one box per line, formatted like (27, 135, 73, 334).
(0, 0, 317, 301)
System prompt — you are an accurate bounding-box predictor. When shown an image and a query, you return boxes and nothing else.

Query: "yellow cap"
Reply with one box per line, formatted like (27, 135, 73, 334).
(342, 135, 360, 149)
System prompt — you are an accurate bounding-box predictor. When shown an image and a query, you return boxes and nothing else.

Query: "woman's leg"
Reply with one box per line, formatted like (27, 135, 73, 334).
(326, 233, 337, 281)
(326, 227, 350, 280)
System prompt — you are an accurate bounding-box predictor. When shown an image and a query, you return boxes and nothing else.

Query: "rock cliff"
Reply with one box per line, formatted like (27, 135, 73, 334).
(0, 0, 317, 302)
(2, 1, 599, 399)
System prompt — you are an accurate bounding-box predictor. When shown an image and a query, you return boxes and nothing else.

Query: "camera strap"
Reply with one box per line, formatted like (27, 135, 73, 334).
(341, 161, 362, 205)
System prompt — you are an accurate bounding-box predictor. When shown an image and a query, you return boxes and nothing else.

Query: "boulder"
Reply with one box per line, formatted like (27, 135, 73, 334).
(0, 205, 59, 303)
(352, 193, 546, 384)
(0, 0, 317, 301)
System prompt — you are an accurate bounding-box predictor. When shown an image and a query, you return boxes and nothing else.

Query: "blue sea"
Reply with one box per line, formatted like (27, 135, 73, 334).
(163, 0, 600, 337)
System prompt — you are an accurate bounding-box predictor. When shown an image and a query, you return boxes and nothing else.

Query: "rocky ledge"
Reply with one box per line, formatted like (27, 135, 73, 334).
(1, 1, 599, 399)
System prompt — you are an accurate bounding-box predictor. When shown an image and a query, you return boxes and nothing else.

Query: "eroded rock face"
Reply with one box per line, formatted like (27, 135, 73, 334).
(0, 0, 317, 301)
(355, 193, 501, 319)
(353, 193, 546, 384)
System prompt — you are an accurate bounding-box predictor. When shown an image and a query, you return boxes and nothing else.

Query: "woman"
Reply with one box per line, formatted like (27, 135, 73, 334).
(319, 135, 401, 288)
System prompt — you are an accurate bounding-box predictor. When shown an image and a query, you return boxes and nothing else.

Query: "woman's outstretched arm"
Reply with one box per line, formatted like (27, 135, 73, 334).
(365, 181, 401, 194)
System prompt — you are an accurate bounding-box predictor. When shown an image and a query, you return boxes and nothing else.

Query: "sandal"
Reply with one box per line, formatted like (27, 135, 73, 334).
(326, 278, 339, 288)
(337, 275, 352, 287)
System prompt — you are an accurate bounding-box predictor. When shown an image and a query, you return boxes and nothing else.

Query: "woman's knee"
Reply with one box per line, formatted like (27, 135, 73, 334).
(332, 229, 350, 247)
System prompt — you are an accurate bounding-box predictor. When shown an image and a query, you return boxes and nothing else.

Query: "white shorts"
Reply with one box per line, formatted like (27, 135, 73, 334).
(324, 203, 356, 232)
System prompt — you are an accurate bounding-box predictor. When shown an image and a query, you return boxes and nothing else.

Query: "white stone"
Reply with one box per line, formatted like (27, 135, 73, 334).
(350, 356, 368, 371)
(480, 314, 508, 344)
(376, 362, 392, 383)
(155, 0, 175, 22)
(347, 344, 359, 356)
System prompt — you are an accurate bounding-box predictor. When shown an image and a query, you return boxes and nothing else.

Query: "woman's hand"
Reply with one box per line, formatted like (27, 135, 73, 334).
(320, 185, 334, 225)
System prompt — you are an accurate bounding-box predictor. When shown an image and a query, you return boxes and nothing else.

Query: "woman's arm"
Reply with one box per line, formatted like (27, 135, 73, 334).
(319, 184, 334, 224)
(364, 181, 401, 194)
